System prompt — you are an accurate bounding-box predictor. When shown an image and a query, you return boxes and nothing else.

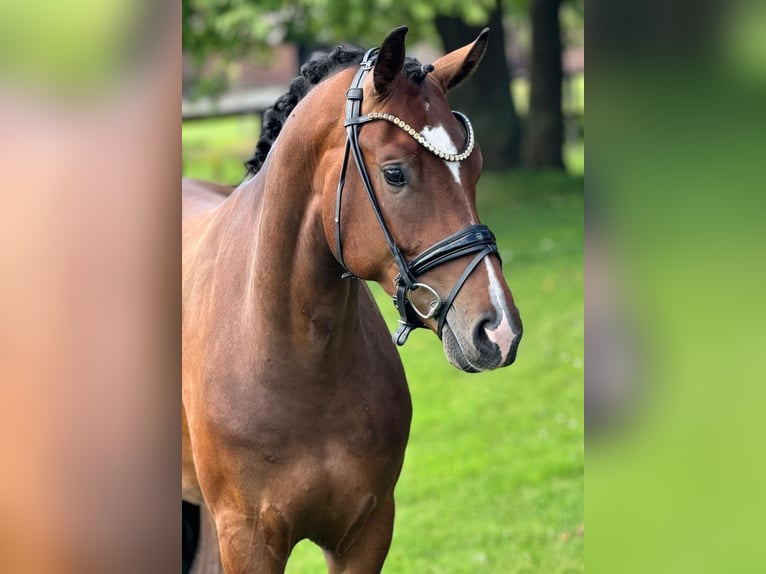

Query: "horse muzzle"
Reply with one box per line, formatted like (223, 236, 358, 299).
(441, 308, 523, 373)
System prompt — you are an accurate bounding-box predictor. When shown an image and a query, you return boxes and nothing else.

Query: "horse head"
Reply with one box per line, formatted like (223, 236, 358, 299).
(321, 26, 522, 372)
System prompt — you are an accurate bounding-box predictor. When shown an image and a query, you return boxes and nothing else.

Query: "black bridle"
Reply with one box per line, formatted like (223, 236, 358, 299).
(334, 48, 501, 346)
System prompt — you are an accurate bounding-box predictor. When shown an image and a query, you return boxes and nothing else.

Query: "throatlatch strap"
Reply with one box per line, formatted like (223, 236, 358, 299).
(334, 140, 354, 278)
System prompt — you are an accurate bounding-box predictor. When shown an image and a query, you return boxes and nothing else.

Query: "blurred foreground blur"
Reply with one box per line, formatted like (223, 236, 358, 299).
(0, 1, 179, 572)
(587, 0, 766, 571)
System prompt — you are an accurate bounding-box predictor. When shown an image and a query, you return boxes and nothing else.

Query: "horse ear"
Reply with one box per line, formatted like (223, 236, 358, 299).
(373, 26, 408, 96)
(432, 28, 490, 92)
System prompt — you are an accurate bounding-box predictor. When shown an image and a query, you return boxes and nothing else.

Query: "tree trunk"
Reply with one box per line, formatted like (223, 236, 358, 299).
(522, 0, 565, 169)
(435, 1, 521, 170)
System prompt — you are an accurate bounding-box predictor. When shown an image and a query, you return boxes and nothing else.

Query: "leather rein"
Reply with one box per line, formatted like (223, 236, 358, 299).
(334, 48, 501, 346)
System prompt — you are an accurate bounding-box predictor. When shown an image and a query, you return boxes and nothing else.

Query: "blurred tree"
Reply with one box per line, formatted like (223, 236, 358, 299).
(182, 0, 495, 60)
(522, 0, 564, 168)
(435, 0, 522, 169)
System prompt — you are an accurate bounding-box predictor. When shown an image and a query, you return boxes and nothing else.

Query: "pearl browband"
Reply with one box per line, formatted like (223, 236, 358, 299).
(365, 111, 475, 163)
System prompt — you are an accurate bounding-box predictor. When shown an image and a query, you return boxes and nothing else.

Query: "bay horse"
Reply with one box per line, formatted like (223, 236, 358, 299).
(183, 26, 522, 573)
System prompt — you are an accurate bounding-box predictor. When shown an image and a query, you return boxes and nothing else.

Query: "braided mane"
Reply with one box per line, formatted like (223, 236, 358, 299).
(244, 45, 428, 177)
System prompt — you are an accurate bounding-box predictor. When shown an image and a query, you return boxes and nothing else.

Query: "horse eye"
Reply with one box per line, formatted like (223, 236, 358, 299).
(383, 167, 407, 187)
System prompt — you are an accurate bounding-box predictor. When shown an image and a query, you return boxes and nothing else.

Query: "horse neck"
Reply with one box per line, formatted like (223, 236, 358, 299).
(234, 95, 359, 362)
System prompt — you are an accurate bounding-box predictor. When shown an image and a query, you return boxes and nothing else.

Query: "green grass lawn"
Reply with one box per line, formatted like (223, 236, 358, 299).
(182, 115, 261, 184)
(183, 119, 584, 573)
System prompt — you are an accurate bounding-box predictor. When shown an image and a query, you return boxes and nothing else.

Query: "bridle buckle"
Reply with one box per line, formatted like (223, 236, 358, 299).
(406, 283, 443, 320)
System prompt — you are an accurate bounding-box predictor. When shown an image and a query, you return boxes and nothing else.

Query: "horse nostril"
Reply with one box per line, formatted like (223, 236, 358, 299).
(472, 314, 497, 354)
(472, 311, 522, 367)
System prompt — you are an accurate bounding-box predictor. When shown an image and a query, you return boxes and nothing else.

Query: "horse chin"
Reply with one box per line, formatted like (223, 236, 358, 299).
(441, 322, 484, 374)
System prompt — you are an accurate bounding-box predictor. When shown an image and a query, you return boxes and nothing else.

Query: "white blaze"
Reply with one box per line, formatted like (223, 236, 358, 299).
(421, 124, 461, 185)
(484, 259, 516, 362)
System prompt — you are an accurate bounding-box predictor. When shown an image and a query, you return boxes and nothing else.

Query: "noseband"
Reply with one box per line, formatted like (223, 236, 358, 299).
(334, 48, 501, 346)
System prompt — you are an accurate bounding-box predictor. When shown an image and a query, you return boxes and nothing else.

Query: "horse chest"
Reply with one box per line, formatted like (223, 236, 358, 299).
(200, 383, 409, 548)
(224, 377, 409, 458)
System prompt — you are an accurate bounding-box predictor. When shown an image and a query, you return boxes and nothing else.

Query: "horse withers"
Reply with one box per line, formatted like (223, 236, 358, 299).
(182, 26, 522, 573)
